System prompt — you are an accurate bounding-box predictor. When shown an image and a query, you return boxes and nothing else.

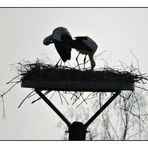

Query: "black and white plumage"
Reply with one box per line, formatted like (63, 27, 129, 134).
(71, 36, 98, 70)
(43, 27, 98, 70)
(43, 27, 73, 62)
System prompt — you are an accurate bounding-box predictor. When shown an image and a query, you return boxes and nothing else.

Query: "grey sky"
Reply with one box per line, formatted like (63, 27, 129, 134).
(0, 8, 148, 140)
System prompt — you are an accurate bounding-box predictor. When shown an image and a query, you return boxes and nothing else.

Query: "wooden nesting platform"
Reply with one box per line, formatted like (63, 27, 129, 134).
(21, 67, 135, 92)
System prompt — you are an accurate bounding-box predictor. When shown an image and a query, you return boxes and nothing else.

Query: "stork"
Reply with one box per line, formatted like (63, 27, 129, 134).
(43, 27, 73, 65)
(43, 27, 98, 70)
(70, 36, 98, 70)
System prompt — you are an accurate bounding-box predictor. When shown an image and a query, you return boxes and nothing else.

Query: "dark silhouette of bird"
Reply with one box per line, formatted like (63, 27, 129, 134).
(43, 27, 98, 70)
(65, 36, 98, 70)
(43, 27, 73, 65)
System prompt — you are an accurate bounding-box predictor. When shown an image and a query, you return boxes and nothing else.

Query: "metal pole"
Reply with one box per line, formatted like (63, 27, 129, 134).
(84, 91, 121, 128)
(68, 121, 87, 140)
(35, 90, 120, 140)
(35, 89, 71, 128)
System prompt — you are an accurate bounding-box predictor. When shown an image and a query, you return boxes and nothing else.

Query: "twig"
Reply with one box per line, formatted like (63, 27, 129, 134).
(18, 90, 35, 108)
(58, 91, 69, 105)
(76, 93, 95, 107)
(0, 82, 19, 98)
(31, 90, 51, 104)
(0, 95, 6, 118)
(135, 85, 148, 91)
(129, 50, 140, 71)
(6, 74, 21, 84)
(72, 92, 82, 105)
(58, 91, 63, 105)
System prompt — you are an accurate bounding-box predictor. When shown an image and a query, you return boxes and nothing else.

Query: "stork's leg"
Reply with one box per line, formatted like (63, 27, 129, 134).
(55, 58, 61, 67)
(76, 53, 80, 70)
(83, 55, 87, 70)
(89, 54, 96, 71)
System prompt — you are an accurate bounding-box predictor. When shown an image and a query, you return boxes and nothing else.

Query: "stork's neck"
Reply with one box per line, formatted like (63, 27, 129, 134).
(89, 54, 96, 70)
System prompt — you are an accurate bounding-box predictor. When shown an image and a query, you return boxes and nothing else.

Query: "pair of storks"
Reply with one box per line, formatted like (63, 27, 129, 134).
(43, 27, 98, 70)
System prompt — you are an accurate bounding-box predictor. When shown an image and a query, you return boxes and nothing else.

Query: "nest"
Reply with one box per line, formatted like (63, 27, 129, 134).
(18, 60, 148, 84)
(1, 59, 148, 109)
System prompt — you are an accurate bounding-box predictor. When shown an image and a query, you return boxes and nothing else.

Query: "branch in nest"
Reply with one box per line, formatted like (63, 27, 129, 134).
(18, 90, 35, 108)
(31, 90, 51, 104)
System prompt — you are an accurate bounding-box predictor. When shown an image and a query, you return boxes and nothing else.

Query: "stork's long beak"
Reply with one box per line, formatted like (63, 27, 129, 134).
(43, 34, 53, 46)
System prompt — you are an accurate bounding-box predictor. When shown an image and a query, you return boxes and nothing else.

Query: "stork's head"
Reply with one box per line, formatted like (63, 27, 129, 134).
(43, 34, 53, 46)
(43, 27, 72, 45)
(52, 27, 72, 42)
(53, 27, 68, 34)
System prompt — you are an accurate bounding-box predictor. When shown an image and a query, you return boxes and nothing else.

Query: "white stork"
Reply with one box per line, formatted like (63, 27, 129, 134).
(43, 27, 73, 65)
(43, 27, 98, 70)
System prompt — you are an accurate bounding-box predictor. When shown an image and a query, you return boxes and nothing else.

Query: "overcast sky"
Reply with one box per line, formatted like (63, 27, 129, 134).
(0, 8, 148, 140)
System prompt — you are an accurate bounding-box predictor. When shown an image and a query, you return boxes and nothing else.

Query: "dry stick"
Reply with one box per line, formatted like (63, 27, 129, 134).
(6, 74, 21, 84)
(78, 92, 87, 104)
(74, 58, 90, 69)
(104, 110, 119, 140)
(122, 100, 129, 140)
(31, 98, 41, 104)
(99, 93, 112, 140)
(94, 50, 107, 59)
(69, 92, 76, 100)
(31, 90, 51, 104)
(66, 61, 72, 68)
(72, 93, 79, 105)
(118, 93, 130, 130)
(70, 91, 81, 100)
(76, 92, 95, 107)
(2, 98, 6, 118)
(135, 85, 148, 91)
(72, 92, 83, 105)
(126, 132, 140, 140)
(118, 93, 148, 130)
(0, 95, 6, 118)
(118, 60, 129, 71)
(119, 92, 133, 102)
(18, 62, 28, 72)
(129, 49, 140, 71)
(7, 81, 21, 84)
(102, 111, 112, 140)
(129, 50, 148, 84)
(0, 82, 19, 98)
(18, 90, 35, 108)
(119, 106, 148, 129)
(28, 92, 38, 98)
(133, 93, 142, 139)
(30, 90, 51, 99)
(85, 96, 97, 101)
(58, 91, 69, 105)
(48, 91, 56, 101)
(119, 106, 126, 135)
(58, 91, 63, 105)
(76, 98, 88, 107)
(76, 93, 88, 107)
(69, 91, 81, 103)
(83, 92, 95, 101)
